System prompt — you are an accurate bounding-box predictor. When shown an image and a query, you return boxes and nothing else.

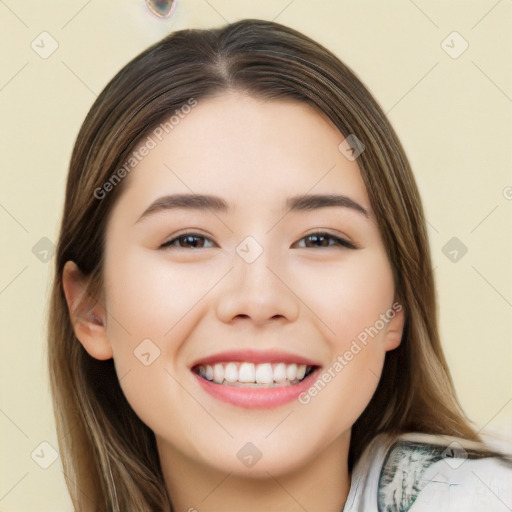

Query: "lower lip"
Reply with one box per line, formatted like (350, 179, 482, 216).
(193, 369, 320, 409)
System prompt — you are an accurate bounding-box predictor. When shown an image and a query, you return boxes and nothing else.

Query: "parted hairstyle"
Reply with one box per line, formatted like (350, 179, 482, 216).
(48, 18, 480, 511)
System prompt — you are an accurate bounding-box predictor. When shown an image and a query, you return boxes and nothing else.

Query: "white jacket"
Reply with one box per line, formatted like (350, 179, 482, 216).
(343, 432, 512, 511)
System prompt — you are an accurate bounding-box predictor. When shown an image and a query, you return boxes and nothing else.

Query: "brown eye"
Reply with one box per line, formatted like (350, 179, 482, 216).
(295, 232, 356, 249)
(160, 233, 214, 249)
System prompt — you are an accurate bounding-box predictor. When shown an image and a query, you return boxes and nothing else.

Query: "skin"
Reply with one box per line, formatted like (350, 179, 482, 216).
(63, 92, 404, 512)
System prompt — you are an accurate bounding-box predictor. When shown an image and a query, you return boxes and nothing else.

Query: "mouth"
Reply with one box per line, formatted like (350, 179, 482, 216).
(190, 350, 322, 409)
(193, 361, 318, 388)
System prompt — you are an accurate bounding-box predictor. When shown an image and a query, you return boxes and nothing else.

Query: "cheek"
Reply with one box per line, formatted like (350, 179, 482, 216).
(295, 254, 393, 426)
(101, 248, 213, 447)
(301, 249, 396, 344)
(102, 246, 229, 377)
(295, 250, 394, 408)
(104, 247, 215, 338)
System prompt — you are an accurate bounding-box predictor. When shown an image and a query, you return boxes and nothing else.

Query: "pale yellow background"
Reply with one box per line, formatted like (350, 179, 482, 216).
(1, 0, 511, 510)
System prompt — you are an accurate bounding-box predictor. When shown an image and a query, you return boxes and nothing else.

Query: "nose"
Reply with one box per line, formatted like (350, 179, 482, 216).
(215, 244, 300, 326)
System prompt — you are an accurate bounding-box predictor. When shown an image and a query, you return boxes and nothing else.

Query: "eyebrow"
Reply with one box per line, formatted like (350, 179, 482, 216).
(136, 193, 369, 223)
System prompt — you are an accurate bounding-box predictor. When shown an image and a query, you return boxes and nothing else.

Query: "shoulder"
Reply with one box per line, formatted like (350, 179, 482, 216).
(377, 432, 512, 512)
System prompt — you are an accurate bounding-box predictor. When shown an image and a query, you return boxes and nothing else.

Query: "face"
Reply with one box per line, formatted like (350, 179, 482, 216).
(66, 92, 404, 478)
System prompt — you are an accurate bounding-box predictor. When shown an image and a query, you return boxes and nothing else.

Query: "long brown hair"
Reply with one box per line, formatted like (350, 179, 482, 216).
(48, 18, 478, 511)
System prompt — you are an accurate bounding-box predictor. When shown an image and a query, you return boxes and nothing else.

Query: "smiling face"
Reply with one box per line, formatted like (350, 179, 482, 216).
(65, 91, 404, 481)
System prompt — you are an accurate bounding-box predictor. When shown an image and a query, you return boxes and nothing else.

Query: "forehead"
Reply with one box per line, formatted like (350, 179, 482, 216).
(115, 92, 371, 220)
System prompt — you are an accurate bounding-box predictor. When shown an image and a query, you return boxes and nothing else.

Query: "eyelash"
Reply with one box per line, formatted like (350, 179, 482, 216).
(160, 231, 357, 250)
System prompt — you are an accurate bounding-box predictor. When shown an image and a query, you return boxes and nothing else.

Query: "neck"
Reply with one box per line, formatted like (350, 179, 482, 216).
(157, 431, 351, 512)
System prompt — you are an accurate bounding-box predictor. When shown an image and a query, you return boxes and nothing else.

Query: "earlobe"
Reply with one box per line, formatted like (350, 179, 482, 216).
(383, 301, 405, 352)
(62, 261, 113, 361)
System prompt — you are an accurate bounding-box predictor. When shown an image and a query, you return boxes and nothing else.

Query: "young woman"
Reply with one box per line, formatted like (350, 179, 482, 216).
(48, 19, 512, 512)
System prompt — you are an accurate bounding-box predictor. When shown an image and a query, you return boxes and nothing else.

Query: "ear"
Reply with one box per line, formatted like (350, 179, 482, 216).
(62, 261, 113, 360)
(383, 300, 405, 352)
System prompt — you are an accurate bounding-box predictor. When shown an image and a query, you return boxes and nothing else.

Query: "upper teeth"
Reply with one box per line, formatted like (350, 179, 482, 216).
(197, 362, 309, 385)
